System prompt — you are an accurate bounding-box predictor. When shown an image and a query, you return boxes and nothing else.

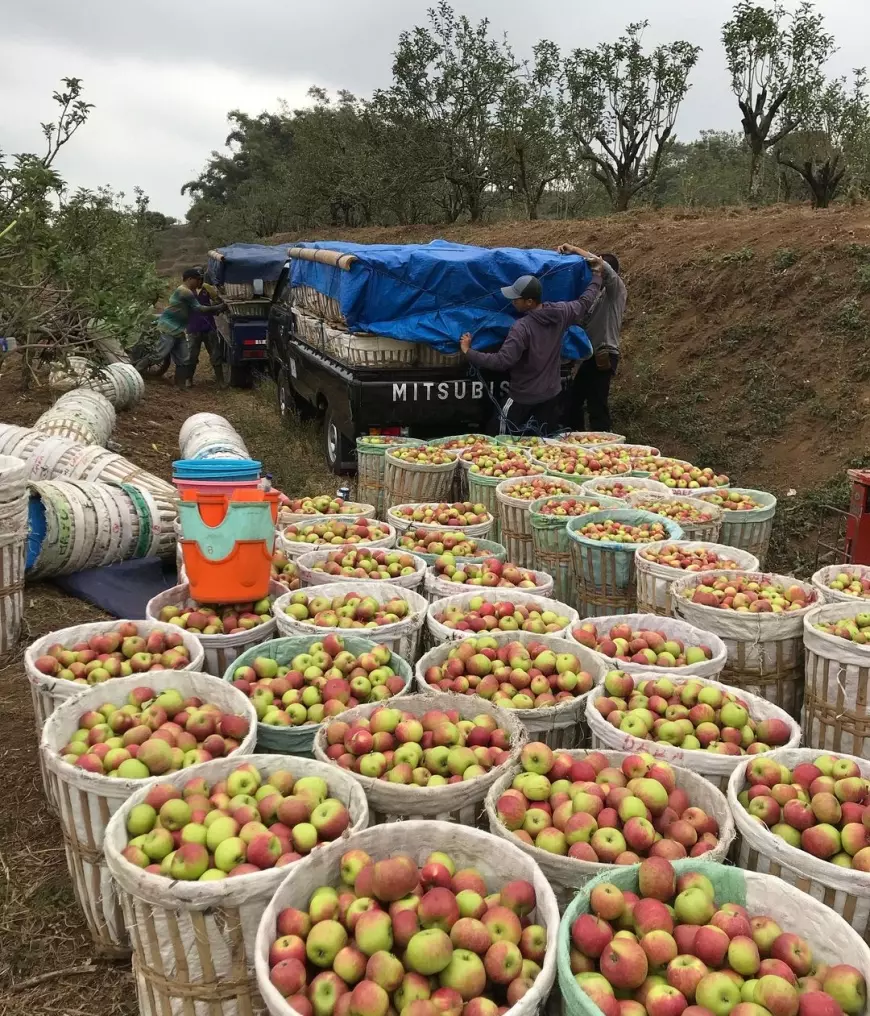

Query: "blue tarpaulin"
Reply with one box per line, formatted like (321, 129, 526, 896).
(208, 243, 290, 286)
(291, 240, 594, 359)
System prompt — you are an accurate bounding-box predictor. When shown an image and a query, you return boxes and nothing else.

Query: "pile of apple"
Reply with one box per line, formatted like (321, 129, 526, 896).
(272, 551, 301, 591)
(822, 571, 870, 599)
(421, 638, 595, 708)
(533, 498, 610, 517)
(32, 623, 195, 685)
(570, 856, 866, 1016)
(359, 436, 416, 447)
(389, 446, 455, 466)
(307, 549, 422, 582)
(460, 446, 540, 478)
(497, 435, 546, 447)
(58, 685, 251, 776)
(499, 477, 579, 501)
(634, 456, 688, 475)
(557, 433, 623, 446)
(284, 519, 392, 547)
(156, 599, 274, 635)
(391, 503, 490, 527)
(285, 496, 361, 516)
(593, 672, 793, 754)
(121, 764, 352, 879)
(575, 519, 670, 544)
(700, 490, 765, 511)
(736, 753, 870, 870)
(229, 636, 407, 726)
(398, 531, 491, 558)
(321, 706, 514, 783)
(265, 849, 549, 1014)
(630, 498, 720, 526)
(432, 436, 488, 451)
(529, 446, 632, 478)
(648, 462, 730, 489)
(585, 481, 664, 500)
(282, 592, 414, 629)
(431, 557, 542, 589)
(432, 597, 572, 635)
(639, 546, 746, 573)
(811, 612, 870, 644)
(572, 622, 715, 668)
(496, 745, 721, 861)
(684, 576, 813, 613)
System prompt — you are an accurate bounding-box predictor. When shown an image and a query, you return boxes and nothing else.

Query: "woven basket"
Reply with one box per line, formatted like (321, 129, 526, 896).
(383, 449, 457, 511)
(40, 671, 257, 952)
(567, 509, 685, 617)
(426, 588, 580, 645)
(811, 564, 870, 604)
(401, 536, 508, 567)
(272, 581, 428, 663)
(546, 431, 627, 447)
(416, 631, 607, 749)
(295, 548, 428, 591)
(386, 502, 494, 538)
(557, 859, 870, 1016)
(495, 476, 583, 569)
(586, 672, 801, 791)
(179, 413, 250, 461)
(487, 750, 735, 912)
(700, 488, 778, 565)
(313, 693, 527, 825)
(0, 455, 27, 655)
(146, 581, 284, 677)
(279, 516, 397, 559)
(634, 541, 760, 616)
(802, 602, 870, 756)
(580, 476, 670, 500)
(626, 491, 725, 542)
(254, 821, 560, 1016)
(468, 467, 547, 545)
(355, 437, 423, 519)
(728, 747, 870, 939)
(672, 570, 819, 719)
(424, 564, 555, 603)
(34, 389, 116, 446)
(223, 634, 414, 757)
(104, 754, 367, 1016)
(528, 495, 622, 606)
(277, 502, 376, 528)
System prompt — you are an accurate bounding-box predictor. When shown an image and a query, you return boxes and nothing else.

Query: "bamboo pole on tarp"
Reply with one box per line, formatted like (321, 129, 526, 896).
(287, 247, 358, 271)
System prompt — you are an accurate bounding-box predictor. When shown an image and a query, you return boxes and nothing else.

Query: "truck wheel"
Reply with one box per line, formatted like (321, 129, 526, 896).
(278, 369, 316, 424)
(224, 361, 253, 389)
(324, 408, 355, 475)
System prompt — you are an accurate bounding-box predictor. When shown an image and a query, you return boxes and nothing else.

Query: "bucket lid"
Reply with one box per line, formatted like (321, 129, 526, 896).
(172, 458, 261, 480)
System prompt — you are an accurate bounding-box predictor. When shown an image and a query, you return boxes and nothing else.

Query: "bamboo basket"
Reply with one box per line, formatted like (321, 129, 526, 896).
(312, 693, 527, 826)
(580, 476, 670, 500)
(277, 502, 375, 528)
(528, 494, 622, 605)
(295, 547, 428, 591)
(416, 631, 607, 750)
(567, 510, 684, 617)
(355, 437, 423, 519)
(496, 476, 583, 569)
(627, 491, 725, 542)
(700, 488, 778, 565)
(728, 747, 870, 939)
(383, 448, 457, 511)
(424, 563, 555, 603)
(673, 570, 819, 719)
(811, 563, 870, 604)
(426, 588, 579, 644)
(0, 455, 28, 655)
(278, 516, 397, 560)
(179, 413, 250, 462)
(486, 749, 735, 911)
(468, 467, 546, 545)
(40, 672, 257, 952)
(290, 284, 344, 325)
(634, 541, 760, 616)
(545, 431, 626, 447)
(104, 754, 367, 1016)
(294, 308, 416, 368)
(401, 537, 508, 568)
(802, 601, 870, 756)
(386, 501, 494, 538)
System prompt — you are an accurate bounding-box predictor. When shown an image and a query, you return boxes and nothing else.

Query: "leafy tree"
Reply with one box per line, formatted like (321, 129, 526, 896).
(722, 1, 836, 199)
(561, 22, 700, 211)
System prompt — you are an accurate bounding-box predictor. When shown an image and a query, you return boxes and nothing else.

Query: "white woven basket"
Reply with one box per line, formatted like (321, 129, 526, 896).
(279, 516, 397, 559)
(295, 548, 427, 591)
(580, 476, 671, 499)
(634, 541, 760, 616)
(495, 476, 583, 569)
(424, 565, 555, 603)
(811, 564, 870, 604)
(383, 449, 457, 510)
(426, 588, 579, 643)
(626, 492, 725, 542)
(277, 502, 376, 528)
(386, 502, 495, 538)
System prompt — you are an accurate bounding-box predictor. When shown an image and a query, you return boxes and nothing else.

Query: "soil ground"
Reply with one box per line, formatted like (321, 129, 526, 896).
(2, 203, 869, 1010)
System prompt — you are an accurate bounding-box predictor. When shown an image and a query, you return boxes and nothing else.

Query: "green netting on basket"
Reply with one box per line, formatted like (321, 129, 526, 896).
(222, 635, 413, 756)
(558, 860, 748, 1016)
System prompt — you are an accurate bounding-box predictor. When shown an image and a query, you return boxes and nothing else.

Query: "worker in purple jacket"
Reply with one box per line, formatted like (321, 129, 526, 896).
(459, 254, 604, 435)
(186, 274, 225, 387)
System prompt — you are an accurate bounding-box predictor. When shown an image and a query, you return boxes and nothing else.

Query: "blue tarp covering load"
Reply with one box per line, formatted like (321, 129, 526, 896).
(291, 240, 594, 360)
(208, 243, 290, 286)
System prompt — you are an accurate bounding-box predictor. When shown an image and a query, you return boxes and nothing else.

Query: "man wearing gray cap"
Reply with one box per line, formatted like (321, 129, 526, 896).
(459, 256, 604, 434)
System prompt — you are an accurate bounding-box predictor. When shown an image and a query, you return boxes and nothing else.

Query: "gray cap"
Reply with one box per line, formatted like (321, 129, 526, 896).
(501, 275, 542, 301)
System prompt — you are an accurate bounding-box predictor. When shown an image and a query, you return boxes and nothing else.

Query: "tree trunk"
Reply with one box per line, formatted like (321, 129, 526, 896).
(614, 188, 632, 212)
(747, 143, 763, 201)
(526, 195, 539, 220)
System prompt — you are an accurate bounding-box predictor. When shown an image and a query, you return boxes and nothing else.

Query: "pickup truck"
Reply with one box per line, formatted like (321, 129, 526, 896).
(267, 263, 573, 473)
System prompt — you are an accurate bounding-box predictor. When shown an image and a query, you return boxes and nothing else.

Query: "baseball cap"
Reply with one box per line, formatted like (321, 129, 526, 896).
(183, 267, 204, 281)
(501, 275, 542, 301)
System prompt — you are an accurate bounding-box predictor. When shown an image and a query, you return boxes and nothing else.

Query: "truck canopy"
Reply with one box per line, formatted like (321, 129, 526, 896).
(208, 243, 289, 286)
(289, 239, 594, 359)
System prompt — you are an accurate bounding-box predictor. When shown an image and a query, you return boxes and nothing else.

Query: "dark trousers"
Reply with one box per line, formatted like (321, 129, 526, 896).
(188, 329, 224, 381)
(500, 394, 562, 437)
(570, 353, 619, 431)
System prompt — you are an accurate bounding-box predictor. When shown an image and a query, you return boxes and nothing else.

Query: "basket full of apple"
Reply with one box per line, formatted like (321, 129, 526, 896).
(634, 543, 760, 617)
(627, 492, 726, 543)
(495, 475, 584, 569)
(387, 501, 494, 538)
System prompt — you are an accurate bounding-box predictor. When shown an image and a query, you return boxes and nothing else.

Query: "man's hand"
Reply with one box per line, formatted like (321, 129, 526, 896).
(586, 254, 605, 275)
(460, 333, 473, 354)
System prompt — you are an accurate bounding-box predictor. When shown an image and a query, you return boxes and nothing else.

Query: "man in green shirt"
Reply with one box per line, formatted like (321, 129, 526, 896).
(137, 268, 226, 388)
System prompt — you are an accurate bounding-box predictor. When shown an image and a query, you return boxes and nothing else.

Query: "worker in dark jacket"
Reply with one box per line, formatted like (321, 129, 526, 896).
(459, 256, 604, 435)
(187, 277, 225, 386)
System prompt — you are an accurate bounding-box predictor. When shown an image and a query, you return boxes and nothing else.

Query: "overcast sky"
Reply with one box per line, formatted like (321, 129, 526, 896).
(3, 0, 867, 217)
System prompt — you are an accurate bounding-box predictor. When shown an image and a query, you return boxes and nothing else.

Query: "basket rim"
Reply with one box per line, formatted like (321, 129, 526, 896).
(566, 509, 685, 549)
(671, 569, 820, 621)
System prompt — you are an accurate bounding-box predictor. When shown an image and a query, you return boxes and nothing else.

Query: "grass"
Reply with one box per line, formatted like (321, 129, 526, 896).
(721, 246, 755, 264)
(857, 263, 870, 294)
(835, 298, 868, 333)
(773, 248, 799, 271)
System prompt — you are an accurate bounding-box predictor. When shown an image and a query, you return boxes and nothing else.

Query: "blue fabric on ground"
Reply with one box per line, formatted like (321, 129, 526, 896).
(290, 240, 594, 359)
(54, 557, 179, 618)
(208, 244, 289, 286)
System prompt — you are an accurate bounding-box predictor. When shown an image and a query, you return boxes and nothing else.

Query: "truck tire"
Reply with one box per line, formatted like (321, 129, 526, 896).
(277, 369, 316, 424)
(224, 361, 253, 389)
(324, 407, 355, 475)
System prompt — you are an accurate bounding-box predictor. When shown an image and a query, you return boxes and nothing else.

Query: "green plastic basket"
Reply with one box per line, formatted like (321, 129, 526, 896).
(222, 635, 413, 756)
